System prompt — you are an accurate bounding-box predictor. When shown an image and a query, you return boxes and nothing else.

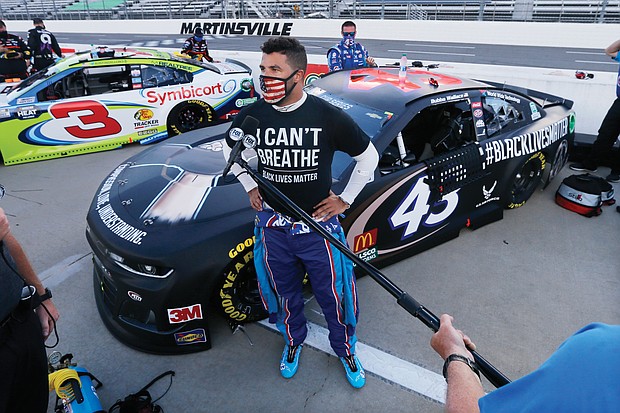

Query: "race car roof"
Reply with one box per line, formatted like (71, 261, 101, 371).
(311, 67, 490, 114)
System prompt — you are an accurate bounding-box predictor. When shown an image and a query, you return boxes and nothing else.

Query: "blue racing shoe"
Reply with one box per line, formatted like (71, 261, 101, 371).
(280, 344, 303, 379)
(340, 354, 366, 388)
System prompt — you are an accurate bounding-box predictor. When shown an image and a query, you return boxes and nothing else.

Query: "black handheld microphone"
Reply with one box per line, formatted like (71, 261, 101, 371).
(222, 116, 259, 177)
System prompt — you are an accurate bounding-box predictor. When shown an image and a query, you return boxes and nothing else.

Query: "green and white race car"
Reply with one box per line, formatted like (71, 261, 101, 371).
(0, 46, 257, 165)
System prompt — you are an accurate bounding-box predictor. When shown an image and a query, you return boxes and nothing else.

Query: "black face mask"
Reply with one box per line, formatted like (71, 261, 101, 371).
(0, 31, 8, 39)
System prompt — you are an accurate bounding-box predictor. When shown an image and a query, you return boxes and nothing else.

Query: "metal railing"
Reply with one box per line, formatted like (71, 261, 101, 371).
(1, 0, 619, 23)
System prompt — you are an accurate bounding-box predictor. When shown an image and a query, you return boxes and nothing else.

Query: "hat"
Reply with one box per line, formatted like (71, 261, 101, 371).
(194, 27, 203, 36)
(33, 18, 44, 24)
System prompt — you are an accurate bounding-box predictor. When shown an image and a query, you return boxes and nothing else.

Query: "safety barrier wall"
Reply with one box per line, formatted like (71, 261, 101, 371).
(7, 18, 617, 136)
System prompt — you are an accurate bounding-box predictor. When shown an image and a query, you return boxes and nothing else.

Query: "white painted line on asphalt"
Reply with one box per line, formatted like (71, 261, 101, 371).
(39, 253, 92, 288)
(565, 51, 604, 55)
(388, 49, 475, 57)
(574, 59, 617, 65)
(405, 43, 475, 49)
(258, 319, 447, 403)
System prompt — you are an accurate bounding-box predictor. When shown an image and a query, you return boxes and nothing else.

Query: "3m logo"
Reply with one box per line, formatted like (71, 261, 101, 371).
(353, 228, 378, 253)
(167, 304, 203, 324)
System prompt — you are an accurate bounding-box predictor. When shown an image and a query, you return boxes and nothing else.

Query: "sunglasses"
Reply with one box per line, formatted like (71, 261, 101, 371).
(342, 31, 356, 37)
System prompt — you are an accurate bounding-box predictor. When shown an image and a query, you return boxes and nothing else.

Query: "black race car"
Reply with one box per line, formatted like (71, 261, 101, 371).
(86, 67, 575, 354)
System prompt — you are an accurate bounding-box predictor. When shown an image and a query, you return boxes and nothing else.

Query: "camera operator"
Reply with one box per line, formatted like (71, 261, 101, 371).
(0, 20, 31, 81)
(0, 202, 60, 413)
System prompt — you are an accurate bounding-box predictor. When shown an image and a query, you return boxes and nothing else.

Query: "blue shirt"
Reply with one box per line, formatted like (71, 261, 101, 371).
(479, 323, 620, 412)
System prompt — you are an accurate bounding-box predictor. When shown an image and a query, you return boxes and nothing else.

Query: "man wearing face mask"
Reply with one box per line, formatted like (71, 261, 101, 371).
(0, 20, 31, 81)
(181, 27, 214, 63)
(223, 37, 379, 388)
(327, 21, 376, 72)
(27, 18, 63, 72)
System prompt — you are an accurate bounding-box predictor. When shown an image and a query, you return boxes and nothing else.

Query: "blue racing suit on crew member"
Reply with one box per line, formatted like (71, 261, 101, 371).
(327, 37, 370, 72)
(254, 210, 358, 357)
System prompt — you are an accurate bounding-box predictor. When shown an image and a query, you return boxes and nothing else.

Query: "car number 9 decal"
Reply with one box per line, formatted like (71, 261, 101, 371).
(49, 100, 122, 139)
(390, 177, 459, 239)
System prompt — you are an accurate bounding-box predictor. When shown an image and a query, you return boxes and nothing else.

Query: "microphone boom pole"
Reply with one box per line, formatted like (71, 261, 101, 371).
(235, 157, 511, 388)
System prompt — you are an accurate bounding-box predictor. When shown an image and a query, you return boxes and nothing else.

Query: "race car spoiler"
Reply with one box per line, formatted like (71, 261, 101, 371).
(478, 79, 574, 109)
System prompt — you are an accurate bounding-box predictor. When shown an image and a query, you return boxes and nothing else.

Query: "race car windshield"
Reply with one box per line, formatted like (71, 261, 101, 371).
(306, 85, 391, 180)
(8, 67, 54, 96)
(307, 85, 389, 140)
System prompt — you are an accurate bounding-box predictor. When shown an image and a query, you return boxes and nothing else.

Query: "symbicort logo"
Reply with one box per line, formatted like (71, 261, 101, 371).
(353, 228, 378, 253)
(144, 80, 237, 105)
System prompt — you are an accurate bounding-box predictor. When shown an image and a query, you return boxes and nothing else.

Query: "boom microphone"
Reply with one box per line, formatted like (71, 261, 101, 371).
(222, 116, 259, 177)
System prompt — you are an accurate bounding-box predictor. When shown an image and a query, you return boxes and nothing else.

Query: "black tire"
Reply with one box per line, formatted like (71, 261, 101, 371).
(218, 240, 267, 324)
(167, 100, 214, 136)
(504, 152, 546, 209)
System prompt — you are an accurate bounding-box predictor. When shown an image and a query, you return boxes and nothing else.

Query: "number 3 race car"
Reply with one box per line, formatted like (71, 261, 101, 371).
(86, 66, 575, 354)
(0, 47, 257, 165)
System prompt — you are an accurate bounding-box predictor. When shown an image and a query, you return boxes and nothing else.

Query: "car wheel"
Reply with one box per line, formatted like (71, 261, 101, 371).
(504, 152, 546, 209)
(218, 245, 267, 324)
(167, 99, 215, 136)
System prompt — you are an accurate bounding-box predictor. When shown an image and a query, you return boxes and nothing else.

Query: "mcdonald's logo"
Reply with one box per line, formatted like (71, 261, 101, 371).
(353, 228, 378, 253)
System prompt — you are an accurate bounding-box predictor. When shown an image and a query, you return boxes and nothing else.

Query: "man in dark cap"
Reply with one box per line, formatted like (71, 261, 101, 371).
(0, 20, 31, 81)
(180, 26, 213, 62)
(27, 18, 63, 72)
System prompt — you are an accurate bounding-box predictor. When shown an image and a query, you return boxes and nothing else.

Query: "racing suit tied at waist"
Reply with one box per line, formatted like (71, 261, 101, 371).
(254, 209, 343, 235)
(253, 209, 358, 328)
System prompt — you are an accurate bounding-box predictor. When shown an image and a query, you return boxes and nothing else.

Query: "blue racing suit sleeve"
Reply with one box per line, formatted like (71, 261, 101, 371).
(327, 46, 343, 72)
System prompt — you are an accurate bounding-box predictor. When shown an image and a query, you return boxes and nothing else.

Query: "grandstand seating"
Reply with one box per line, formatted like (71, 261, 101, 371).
(0, 0, 618, 23)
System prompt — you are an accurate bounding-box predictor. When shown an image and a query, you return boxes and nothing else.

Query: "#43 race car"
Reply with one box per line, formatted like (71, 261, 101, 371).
(0, 46, 257, 165)
(86, 66, 575, 354)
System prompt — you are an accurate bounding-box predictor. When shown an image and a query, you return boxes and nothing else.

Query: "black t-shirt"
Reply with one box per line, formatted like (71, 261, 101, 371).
(226, 95, 370, 214)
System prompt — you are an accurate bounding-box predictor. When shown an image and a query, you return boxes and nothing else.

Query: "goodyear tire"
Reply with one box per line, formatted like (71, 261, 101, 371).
(218, 237, 267, 324)
(167, 100, 215, 136)
(504, 152, 546, 209)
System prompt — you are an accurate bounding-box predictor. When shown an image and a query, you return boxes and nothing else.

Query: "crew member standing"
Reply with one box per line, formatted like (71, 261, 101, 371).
(0, 20, 31, 81)
(181, 27, 214, 62)
(27, 18, 63, 72)
(0, 205, 60, 413)
(327, 20, 375, 72)
(223, 37, 379, 388)
(569, 39, 620, 183)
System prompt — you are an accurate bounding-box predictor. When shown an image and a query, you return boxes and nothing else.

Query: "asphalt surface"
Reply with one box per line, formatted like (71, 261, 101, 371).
(1, 133, 618, 412)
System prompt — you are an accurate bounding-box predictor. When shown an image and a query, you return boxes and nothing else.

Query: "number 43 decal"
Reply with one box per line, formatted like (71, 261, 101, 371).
(390, 177, 459, 239)
(49, 100, 122, 139)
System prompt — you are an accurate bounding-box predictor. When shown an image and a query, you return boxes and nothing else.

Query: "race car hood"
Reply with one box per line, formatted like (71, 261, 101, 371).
(104, 137, 252, 229)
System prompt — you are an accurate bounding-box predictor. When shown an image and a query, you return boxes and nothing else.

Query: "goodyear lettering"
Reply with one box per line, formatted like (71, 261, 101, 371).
(483, 117, 568, 166)
(167, 303, 203, 324)
(220, 247, 253, 322)
(180, 22, 293, 37)
(228, 237, 255, 259)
